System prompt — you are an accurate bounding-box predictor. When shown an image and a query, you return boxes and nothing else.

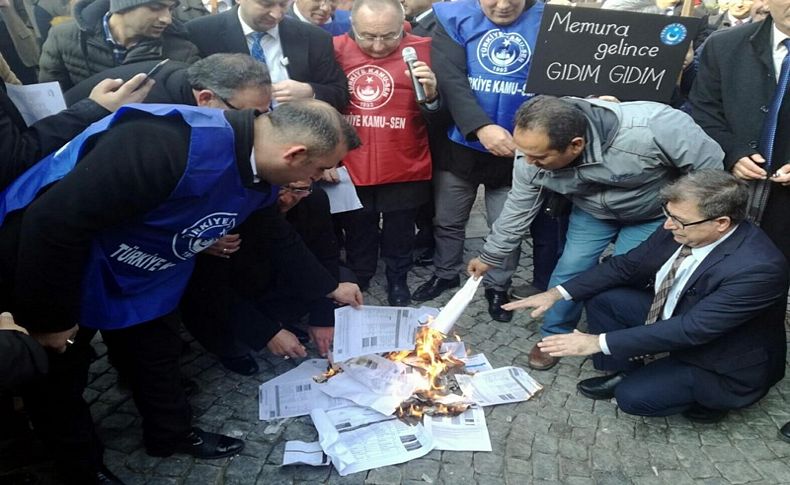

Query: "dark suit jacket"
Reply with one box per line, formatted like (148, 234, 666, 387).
(185, 7, 348, 110)
(564, 222, 788, 409)
(690, 17, 785, 170)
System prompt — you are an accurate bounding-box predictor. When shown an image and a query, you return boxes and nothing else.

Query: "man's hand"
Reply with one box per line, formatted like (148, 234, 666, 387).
(308, 326, 334, 357)
(769, 163, 790, 186)
(537, 329, 601, 357)
(403, 61, 438, 102)
(501, 287, 563, 318)
(476, 124, 516, 158)
(0, 312, 27, 335)
(467, 257, 491, 278)
(203, 234, 242, 259)
(328, 282, 363, 307)
(266, 329, 308, 359)
(732, 154, 768, 180)
(30, 323, 78, 353)
(272, 80, 314, 103)
(321, 167, 340, 183)
(89, 73, 154, 112)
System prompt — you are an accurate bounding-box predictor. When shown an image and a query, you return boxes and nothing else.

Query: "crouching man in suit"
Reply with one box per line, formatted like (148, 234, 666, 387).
(505, 170, 788, 423)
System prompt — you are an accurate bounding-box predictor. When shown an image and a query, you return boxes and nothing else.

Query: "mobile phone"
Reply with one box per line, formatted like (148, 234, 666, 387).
(143, 58, 170, 80)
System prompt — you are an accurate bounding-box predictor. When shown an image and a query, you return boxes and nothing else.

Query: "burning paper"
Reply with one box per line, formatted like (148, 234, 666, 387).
(423, 406, 492, 451)
(455, 366, 543, 406)
(429, 276, 482, 334)
(258, 359, 352, 420)
(311, 405, 434, 476)
(333, 306, 422, 362)
(283, 440, 331, 466)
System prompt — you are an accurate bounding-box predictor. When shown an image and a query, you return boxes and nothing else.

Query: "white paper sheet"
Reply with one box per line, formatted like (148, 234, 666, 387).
(440, 341, 467, 358)
(311, 406, 434, 476)
(424, 406, 492, 451)
(283, 440, 331, 466)
(320, 167, 363, 214)
(333, 306, 421, 362)
(258, 359, 353, 420)
(5, 82, 66, 125)
(339, 354, 427, 396)
(319, 372, 407, 416)
(460, 353, 494, 373)
(430, 277, 482, 334)
(455, 366, 542, 406)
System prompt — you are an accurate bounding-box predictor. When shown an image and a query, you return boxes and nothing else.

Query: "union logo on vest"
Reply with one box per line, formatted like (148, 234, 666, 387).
(348, 65, 395, 110)
(477, 30, 531, 75)
(171, 212, 238, 260)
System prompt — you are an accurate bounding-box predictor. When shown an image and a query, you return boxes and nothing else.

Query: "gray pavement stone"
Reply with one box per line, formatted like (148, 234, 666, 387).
(713, 461, 764, 484)
(365, 466, 402, 484)
(183, 463, 222, 484)
(472, 452, 503, 476)
(224, 455, 263, 484)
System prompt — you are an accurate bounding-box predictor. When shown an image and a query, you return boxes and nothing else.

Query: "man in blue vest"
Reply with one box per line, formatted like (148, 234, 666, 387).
(0, 99, 360, 483)
(412, 0, 566, 323)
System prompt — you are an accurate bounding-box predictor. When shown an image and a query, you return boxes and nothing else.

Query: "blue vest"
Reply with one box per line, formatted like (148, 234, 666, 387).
(434, 0, 543, 153)
(0, 104, 277, 330)
(321, 9, 351, 36)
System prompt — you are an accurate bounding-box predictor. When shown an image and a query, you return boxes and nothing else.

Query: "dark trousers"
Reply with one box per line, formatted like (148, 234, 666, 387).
(21, 326, 103, 483)
(584, 287, 722, 416)
(337, 206, 417, 284)
(530, 208, 568, 291)
(101, 316, 191, 454)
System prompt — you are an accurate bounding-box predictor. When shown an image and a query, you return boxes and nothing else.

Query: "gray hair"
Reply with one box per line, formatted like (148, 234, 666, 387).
(186, 54, 271, 100)
(660, 170, 749, 224)
(600, 0, 663, 14)
(351, 0, 405, 22)
(268, 99, 361, 158)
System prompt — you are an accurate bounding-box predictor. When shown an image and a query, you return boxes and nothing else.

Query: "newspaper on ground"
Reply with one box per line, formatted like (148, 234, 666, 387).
(259, 359, 353, 420)
(423, 406, 492, 451)
(5, 82, 66, 125)
(321, 166, 363, 214)
(430, 276, 482, 334)
(460, 353, 494, 373)
(339, 354, 428, 396)
(319, 371, 407, 416)
(283, 440, 331, 466)
(439, 341, 467, 358)
(311, 405, 434, 476)
(333, 305, 422, 362)
(455, 366, 543, 406)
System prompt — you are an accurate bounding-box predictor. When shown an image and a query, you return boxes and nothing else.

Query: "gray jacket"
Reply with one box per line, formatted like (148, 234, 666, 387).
(479, 98, 725, 267)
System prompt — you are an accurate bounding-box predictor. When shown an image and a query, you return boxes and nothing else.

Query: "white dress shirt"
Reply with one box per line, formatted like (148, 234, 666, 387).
(238, 9, 291, 84)
(201, 0, 232, 14)
(771, 24, 790, 83)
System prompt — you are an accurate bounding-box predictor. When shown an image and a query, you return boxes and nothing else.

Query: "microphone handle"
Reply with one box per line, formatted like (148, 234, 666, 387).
(407, 60, 428, 104)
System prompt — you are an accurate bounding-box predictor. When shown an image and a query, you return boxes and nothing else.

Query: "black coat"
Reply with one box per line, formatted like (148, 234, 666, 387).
(0, 330, 48, 393)
(185, 7, 348, 111)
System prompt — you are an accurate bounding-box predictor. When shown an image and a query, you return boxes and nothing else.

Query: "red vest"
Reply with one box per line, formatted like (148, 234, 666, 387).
(333, 33, 432, 186)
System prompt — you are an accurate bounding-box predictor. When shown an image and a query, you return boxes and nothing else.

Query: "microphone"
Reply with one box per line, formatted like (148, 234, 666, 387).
(402, 47, 427, 104)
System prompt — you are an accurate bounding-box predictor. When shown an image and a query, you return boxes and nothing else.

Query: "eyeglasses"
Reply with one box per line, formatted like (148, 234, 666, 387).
(352, 26, 403, 43)
(661, 204, 722, 229)
(283, 184, 313, 195)
(214, 92, 240, 111)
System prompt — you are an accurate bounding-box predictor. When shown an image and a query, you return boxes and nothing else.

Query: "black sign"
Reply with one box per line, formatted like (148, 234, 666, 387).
(526, 5, 699, 102)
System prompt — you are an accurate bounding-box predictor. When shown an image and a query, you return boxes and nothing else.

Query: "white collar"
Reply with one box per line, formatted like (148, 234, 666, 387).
(687, 223, 739, 261)
(293, 2, 333, 25)
(772, 22, 790, 52)
(249, 147, 260, 184)
(414, 8, 433, 23)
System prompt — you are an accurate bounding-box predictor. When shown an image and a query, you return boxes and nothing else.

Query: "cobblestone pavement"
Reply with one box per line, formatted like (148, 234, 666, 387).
(5, 236, 790, 485)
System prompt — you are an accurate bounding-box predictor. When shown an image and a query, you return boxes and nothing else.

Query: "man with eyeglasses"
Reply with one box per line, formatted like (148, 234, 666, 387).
(39, 0, 200, 90)
(186, 0, 348, 110)
(331, 0, 439, 305)
(288, 0, 351, 35)
(467, 95, 724, 371)
(504, 171, 788, 423)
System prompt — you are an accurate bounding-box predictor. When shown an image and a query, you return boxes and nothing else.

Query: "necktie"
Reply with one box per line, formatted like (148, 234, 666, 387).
(758, 38, 790, 169)
(249, 31, 267, 65)
(645, 245, 693, 325)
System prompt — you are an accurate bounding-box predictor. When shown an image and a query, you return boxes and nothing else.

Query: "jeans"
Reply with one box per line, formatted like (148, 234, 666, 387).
(541, 206, 663, 336)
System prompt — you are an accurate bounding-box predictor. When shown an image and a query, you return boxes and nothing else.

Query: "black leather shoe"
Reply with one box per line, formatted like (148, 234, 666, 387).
(485, 288, 513, 322)
(182, 377, 199, 397)
(95, 465, 125, 484)
(413, 247, 434, 267)
(388, 280, 411, 306)
(577, 372, 626, 400)
(220, 354, 259, 376)
(412, 275, 460, 302)
(682, 404, 728, 424)
(149, 427, 245, 459)
(779, 422, 790, 443)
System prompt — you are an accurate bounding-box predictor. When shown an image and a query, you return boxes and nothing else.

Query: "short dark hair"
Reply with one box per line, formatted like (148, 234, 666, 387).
(268, 100, 361, 158)
(514, 95, 587, 151)
(351, 0, 404, 21)
(660, 170, 749, 224)
(186, 54, 271, 100)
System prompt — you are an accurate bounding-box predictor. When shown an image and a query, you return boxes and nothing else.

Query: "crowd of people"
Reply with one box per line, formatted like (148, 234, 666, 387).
(0, 0, 789, 482)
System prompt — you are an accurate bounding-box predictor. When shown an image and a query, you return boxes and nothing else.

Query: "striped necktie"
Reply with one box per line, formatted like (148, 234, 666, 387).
(758, 39, 790, 169)
(249, 31, 267, 65)
(645, 245, 693, 325)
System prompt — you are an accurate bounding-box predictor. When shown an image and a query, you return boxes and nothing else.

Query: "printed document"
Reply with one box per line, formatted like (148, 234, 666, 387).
(455, 366, 543, 406)
(333, 306, 421, 362)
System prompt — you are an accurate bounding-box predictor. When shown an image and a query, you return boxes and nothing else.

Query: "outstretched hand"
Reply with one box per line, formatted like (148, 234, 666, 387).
(501, 287, 563, 318)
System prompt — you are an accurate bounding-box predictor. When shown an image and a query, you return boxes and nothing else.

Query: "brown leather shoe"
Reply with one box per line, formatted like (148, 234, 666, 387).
(528, 343, 559, 370)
